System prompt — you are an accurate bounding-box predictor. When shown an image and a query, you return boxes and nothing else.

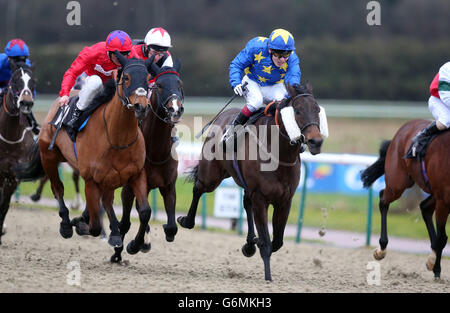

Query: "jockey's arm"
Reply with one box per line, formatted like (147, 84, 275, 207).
(59, 47, 93, 99)
(229, 45, 254, 89)
(438, 62, 450, 107)
(284, 53, 301, 87)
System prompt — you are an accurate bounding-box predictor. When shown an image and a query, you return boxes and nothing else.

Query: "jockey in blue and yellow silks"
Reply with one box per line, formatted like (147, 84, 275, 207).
(228, 29, 301, 130)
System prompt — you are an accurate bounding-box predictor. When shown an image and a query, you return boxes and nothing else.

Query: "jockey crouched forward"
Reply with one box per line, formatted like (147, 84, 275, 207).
(405, 61, 450, 159)
(58, 30, 134, 130)
(0, 39, 39, 134)
(132, 27, 179, 143)
(225, 28, 328, 151)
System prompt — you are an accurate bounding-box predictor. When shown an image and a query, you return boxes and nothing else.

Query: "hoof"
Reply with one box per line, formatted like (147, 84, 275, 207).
(72, 217, 90, 236)
(59, 222, 73, 239)
(30, 194, 41, 202)
(126, 240, 140, 255)
(163, 224, 178, 242)
(110, 253, 122, 263)
(242, 243, 256, 258)
(141, 242, 151, 253)
(426, 251, 436, 271)
(108, 235, 123, 248)
(177, 216, 195, 229)
(373, 247, 386, 260)
(1, 223, 6, 235)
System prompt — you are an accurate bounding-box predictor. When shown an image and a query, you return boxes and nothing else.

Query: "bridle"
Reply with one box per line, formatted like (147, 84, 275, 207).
(148, 70, 184, 125)
(276, 93, 320, 146)
(3, 67, 34, 117)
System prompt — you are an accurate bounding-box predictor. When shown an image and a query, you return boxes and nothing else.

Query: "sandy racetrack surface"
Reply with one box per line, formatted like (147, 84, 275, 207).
(1, 205, 450, 293)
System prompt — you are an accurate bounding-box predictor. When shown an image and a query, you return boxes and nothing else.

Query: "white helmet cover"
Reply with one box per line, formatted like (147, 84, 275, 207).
(144, 27, 172, 48)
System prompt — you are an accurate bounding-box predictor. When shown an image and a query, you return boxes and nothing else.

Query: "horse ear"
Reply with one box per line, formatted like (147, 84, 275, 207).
(145, 54, 156, 73)
(112, 50, 127, 67)
(286, 83, 297, 97)
(9, 59, 19, 72)
(174, 58, 181, 73)
(305, 82, 314, 95)
(150, 62, 161, 77)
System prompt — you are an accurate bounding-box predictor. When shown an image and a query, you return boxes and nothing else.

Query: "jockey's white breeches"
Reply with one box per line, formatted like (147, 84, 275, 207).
(76, 75, 103, 110)
(429, 95, 450, 128)
(241, 75, 287, 112)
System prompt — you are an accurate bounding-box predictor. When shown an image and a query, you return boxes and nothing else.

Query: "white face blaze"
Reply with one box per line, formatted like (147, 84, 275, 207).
(17, 68, 33, 109)
(280, 106, 302, 142)
(171, 97, 179, 114)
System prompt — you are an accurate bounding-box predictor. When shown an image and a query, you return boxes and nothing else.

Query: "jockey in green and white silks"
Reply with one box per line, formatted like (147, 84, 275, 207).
(226, 28, 328, 144)
(406, 61, 450, 158)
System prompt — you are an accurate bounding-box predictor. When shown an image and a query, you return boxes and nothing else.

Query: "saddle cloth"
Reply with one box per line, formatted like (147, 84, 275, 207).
(49, 95, 102, 142)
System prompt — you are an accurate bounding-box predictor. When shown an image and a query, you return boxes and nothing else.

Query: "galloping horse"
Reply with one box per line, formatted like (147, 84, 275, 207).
(0, 61, 36, 244)
(361, 119, 450, 279)
(110, 60, 184, 262)
(15, 53, 153, 250)
(178, 84, 323, 281)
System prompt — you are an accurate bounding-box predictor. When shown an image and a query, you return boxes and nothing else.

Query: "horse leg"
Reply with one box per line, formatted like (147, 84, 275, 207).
(30, 176, 47, 202)
(242, 191, 257, 257)
(110, 184, 133, 263)
(419, 195, 438, 271)
(101, 190, 122, 248)
(373, 185, 407, 260)
(252, 192, 272, 281)
(126, 171, 152, 255)
(43, 159, 73, 238)
(70, 170, 81, 211)
(159, 182, 178, 242)
(428, 201, 449, 279)
(0, 177, 18, 245)
(177, 180, 204, 229)
(83, 179, 102, 237)
(271, 200, 292, 253)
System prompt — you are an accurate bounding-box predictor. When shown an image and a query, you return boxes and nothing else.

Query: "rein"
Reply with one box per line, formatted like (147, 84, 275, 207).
(102, 95, 139, 150)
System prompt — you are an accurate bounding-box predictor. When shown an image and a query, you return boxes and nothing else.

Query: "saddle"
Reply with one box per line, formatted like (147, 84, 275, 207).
(405, 128, 449, 160)
(49, 95, 102, 142)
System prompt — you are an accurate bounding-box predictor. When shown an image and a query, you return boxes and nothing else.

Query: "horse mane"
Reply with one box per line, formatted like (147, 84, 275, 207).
(90, 78, 116, 108)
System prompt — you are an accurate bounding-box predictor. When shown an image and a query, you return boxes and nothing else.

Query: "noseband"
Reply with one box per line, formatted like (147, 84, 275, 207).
(278, 93, 320, 145)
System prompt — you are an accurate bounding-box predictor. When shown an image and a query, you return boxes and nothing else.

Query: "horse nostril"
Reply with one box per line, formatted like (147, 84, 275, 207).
(308, 138, 323, 147)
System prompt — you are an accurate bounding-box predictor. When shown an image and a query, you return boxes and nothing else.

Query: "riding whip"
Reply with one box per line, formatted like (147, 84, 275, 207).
(195, 81, 247, 139)
(48, 105, 69, 151)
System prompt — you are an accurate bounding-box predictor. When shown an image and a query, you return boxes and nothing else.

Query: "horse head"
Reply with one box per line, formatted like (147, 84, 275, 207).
(283, 83, 323, 155)
(113, 51, 151, 121)
(147, 57, 184, 124)
(7, 61, 35, 116)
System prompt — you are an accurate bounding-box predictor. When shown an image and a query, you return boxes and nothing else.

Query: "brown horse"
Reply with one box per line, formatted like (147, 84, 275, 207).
(15, 53, 153, 251)
(178, 84, 323, 281)
(361, 119, 450, 279)
(110, 60, 184, 262)
(0, 61, 36, 244)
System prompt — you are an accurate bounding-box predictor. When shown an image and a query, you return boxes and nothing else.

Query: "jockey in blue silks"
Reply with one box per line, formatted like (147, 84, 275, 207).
(0, 39, 39, 134)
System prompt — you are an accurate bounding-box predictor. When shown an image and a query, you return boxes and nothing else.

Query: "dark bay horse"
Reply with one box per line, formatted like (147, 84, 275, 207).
(109, 61, 184, 262)
(15, 53, 154, 251)
(0, 61, 37, 244)
(178, 84, 323, 281)
(30, 168, 81, 211)
(361, 119, 450, 279)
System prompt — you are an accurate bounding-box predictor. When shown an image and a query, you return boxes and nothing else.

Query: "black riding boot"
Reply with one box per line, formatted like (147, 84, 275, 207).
(25, 111, 40, 135)
(222, 112, 250, 143)
(66, 108, 83, 130)
(405, 121, 440, 159)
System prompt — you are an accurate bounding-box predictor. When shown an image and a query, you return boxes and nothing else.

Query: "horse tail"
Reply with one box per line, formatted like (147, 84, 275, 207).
(185, 164, 199, 183)
(13, 140, 45, 181)
(361, 140, 391, 188)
